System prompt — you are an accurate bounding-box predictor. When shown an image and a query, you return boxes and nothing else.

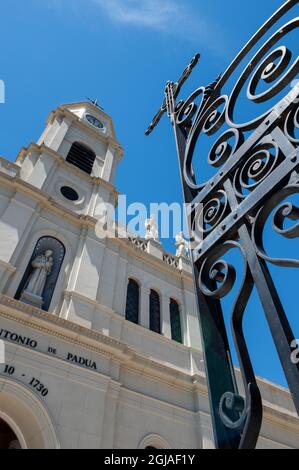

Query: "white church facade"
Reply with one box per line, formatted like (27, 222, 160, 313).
(0, 101, 298, 449)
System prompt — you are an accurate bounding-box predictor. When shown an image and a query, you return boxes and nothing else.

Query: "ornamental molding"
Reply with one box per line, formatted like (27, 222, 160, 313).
(0, 294, 198, 390)
(1, 294, 298, 427)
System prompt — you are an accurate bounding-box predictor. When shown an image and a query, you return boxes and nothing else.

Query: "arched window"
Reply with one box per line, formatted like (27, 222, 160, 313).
(150, 290, 161, 334)
(66, 142, 96, 175)
(0, 418, 21, 449)
(125, 279, 139, 325)
(170, 299, 183, 344)
(139, 434, 170, 449)
(15, 237, 65, 312)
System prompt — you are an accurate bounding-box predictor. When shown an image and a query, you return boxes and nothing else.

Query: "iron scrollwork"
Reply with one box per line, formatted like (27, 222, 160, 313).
(146, 0, 299, 449)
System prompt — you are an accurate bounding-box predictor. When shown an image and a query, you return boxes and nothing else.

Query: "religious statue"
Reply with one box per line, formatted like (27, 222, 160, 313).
(145, 215, 159, 242)
(21, 250, 54, 308)
(175, 232, 189, 258)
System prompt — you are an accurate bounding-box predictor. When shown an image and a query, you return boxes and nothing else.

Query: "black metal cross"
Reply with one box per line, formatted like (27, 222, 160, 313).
(145, 53, 201, 136)
(86, 97, 104, 110)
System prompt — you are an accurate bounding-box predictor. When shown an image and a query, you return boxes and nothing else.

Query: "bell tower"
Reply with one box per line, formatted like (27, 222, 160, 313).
(15, 101, 123, 217)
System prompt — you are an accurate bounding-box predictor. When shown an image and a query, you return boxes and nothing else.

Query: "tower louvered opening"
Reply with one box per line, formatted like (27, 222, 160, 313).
(66, 142, 96, 175)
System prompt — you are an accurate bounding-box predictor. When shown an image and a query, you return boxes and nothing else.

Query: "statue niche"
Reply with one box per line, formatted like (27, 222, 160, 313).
(20, 250, 54, 309)
(15, 237, 65, 311)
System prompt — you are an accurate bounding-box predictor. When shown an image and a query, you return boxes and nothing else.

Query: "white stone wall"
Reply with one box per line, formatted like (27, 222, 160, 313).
(0, 304, 298, 449)
(0, 168, 201, 355)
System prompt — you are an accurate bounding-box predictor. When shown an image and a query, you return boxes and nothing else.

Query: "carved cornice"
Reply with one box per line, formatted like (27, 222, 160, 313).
(0, 294, 298, 429)
(0, 294, 197, 390)
(0, 157, 20, 178)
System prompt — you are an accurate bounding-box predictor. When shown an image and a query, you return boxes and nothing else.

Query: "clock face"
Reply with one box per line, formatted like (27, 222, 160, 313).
(85, 114, 104, 130)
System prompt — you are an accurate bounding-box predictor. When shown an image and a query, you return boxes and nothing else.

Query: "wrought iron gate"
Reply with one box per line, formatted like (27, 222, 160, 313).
(146, 0, 299, 449)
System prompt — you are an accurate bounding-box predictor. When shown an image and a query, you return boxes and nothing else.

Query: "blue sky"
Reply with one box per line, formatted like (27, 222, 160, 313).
(0, 0, 298, 390)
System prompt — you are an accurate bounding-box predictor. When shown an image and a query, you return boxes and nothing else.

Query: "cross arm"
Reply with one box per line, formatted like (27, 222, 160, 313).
(145, 53, 201, 136)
